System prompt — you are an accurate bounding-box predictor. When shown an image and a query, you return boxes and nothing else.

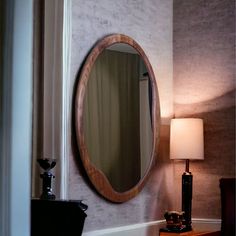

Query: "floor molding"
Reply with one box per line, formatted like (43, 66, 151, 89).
(82, 218, 221, 236)
(83, 220, 165, 235)
(192, 218, 221, 224)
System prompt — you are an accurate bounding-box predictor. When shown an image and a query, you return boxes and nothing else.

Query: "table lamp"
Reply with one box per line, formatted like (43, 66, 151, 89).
(170, 118, 204, 231)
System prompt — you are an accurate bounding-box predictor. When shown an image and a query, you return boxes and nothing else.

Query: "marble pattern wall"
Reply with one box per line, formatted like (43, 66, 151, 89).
(69, 0, 173, 232)
(173, 0, 235, 218)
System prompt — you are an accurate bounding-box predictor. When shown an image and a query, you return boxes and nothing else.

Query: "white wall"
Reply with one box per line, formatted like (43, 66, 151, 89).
(0, 0, 33, 235)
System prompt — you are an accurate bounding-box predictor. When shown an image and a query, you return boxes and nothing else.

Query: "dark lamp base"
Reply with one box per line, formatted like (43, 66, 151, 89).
(160, 225, 192, 233)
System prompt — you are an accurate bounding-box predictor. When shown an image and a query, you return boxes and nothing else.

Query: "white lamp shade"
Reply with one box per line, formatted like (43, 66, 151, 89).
(170, 118, 204, 160)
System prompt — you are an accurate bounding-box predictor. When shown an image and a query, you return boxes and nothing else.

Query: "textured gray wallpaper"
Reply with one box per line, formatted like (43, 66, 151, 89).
(67, 0, 234, 232)
(173, 0, 235, 218)
(68, 0, 173, 232)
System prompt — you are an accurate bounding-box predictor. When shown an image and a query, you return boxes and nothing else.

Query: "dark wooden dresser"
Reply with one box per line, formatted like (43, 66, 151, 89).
(31, 199, 87, 236)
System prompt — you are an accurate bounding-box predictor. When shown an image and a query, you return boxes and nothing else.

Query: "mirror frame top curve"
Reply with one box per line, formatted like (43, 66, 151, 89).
(75, 34, 160, 203)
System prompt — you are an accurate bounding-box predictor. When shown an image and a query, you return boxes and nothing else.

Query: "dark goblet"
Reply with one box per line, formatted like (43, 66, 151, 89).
(37, 158, 56, 200)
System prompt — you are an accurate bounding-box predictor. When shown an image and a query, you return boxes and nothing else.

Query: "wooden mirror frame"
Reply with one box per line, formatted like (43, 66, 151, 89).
(75, 34, 160, 202)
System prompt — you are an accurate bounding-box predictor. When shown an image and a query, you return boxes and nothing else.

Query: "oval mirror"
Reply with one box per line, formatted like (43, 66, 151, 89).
(75, 34, 160, 202)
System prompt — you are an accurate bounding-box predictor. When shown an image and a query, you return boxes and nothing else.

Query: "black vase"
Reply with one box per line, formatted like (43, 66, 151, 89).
(37, 158, 56, 200)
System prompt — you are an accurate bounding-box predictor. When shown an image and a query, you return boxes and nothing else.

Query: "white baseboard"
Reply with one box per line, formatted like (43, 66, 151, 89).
(82, 220, 165, 236)
(192, 218, 221, 231)
(82, 218, 221, 236)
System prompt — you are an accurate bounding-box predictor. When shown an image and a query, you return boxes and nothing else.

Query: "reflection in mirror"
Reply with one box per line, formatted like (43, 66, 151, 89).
(83, 44, 153, 192)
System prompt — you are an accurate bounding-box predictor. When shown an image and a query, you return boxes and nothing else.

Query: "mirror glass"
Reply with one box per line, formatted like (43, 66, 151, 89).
(75, 34, 160, 202)
(83, 43, 153, 192)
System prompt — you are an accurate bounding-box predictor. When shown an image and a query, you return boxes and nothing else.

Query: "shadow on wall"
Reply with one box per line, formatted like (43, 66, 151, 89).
(145, 89, 235, 222)
(173, 89, 235, 219)
(138, 88, 236, 223)
(174, 89, 235, 176)
(174, 90, 235, 116)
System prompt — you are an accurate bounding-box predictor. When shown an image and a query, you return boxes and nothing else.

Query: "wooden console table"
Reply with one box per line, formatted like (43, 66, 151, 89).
(160, 230, 221, 236)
